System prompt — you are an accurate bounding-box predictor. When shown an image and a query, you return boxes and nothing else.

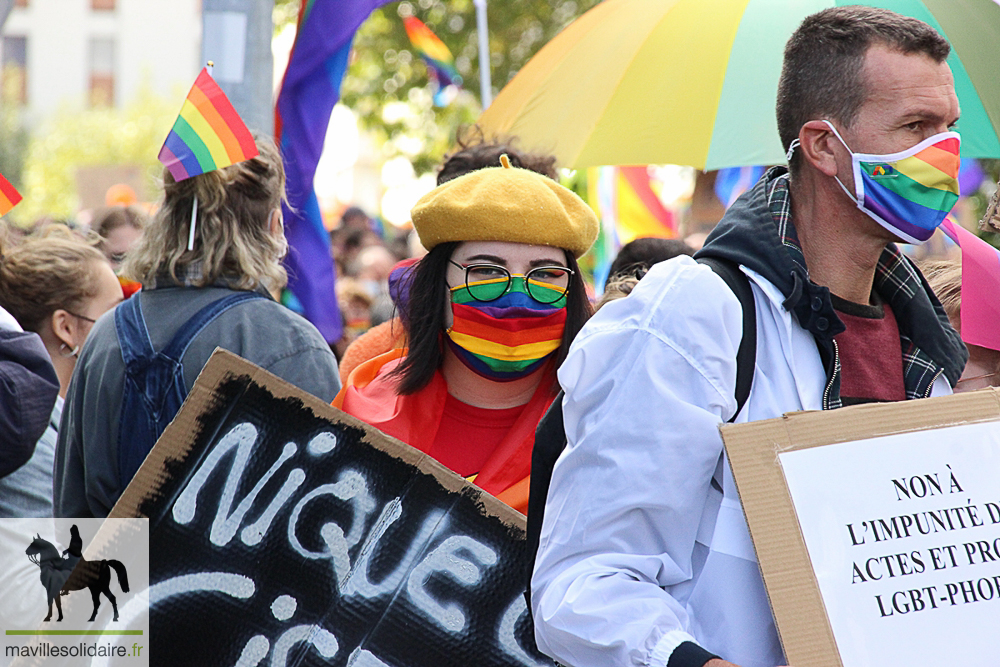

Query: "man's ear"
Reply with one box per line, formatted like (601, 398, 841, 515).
(798, 120, 843, 178)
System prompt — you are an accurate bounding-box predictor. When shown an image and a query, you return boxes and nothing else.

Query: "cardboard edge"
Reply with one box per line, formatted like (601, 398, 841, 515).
(720, 388, 1000, 667)
(110, 348, 527, 533)
(776, 388, 1000, 450)
(722, 418, 842, 667)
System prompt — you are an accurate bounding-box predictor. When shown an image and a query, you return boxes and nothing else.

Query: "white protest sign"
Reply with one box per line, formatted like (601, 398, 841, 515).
(721, 389, 1000, 667)
(780, 421, 1000, 667)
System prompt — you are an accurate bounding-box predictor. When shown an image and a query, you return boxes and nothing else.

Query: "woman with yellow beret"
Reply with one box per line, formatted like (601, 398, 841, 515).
(334, 156, 598, 513)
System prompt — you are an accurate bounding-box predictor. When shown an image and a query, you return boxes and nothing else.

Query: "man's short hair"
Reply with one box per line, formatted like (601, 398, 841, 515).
(777, 6, 950, 174)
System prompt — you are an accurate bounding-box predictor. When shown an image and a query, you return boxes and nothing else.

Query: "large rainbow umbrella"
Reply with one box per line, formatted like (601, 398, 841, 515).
(478, 0, 1000, 170)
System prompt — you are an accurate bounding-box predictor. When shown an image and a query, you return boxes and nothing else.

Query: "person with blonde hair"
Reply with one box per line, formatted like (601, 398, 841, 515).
(0, 225, 123, 516)
(922, 258, 1000, 392)
(54, 136, 341, 518)
(91, 204, 147, 272)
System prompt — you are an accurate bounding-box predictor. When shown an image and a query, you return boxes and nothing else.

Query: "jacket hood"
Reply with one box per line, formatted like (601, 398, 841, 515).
(695, 167, 966, 388)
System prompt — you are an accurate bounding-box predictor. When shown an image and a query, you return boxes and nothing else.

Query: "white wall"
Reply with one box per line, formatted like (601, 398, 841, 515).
(2, 0, 200, 121)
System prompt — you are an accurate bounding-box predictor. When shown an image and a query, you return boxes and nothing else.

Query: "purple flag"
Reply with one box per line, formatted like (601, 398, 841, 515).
(275, 0, 390, 342)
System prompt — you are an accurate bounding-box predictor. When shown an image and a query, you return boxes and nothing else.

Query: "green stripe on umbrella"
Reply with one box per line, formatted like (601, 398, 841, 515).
(480, 0, 1000, 170)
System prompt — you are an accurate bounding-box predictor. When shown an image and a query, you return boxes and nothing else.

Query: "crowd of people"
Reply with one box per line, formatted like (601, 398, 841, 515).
(0, 5, 999, 667)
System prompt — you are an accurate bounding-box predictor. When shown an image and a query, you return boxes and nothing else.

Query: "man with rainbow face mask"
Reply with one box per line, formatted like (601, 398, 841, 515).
(334, 155, 598, 514)
(531, 7, 969, 667)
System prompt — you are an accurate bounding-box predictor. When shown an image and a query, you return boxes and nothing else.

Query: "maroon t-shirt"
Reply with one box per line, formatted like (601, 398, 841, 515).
(831, 293, 906, 405)
(429, 394, 527, 477)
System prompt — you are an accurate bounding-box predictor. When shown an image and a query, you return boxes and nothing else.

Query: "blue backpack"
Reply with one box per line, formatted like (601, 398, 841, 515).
(114, 290, 267, 487)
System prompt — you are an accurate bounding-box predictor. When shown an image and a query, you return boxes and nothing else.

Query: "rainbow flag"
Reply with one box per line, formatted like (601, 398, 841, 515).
(0, 172, 21, 216)
(158, 68, 258, 182)
(586, 165, 677, 290)
(714, 166, 764, 207)
(858, 135, 960, 243)
(941, 219, 1000, 353)
(275, 0, 390, 343)
(404, 16, 462, 105)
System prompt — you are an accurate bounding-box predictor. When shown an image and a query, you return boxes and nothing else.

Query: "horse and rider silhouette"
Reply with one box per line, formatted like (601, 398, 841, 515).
(25, 525, 129, 622)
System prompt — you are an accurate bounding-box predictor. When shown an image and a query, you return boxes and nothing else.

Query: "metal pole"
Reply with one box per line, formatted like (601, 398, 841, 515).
(473, 0, 492, 110)
(202, 0, 274, 136)
(0, 0, 14, 30)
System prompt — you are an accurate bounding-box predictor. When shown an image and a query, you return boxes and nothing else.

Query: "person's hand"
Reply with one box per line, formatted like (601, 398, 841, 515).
(705, 660, 740, 667)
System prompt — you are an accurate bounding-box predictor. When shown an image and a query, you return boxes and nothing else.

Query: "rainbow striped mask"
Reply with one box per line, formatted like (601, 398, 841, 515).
(445, 278, 567, 382)
(824, 120, 960, 244)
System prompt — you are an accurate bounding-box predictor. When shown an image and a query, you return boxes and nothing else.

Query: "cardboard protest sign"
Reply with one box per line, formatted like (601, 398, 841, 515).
(108, 349, 552, 667)
(721, 389, 1000, 667)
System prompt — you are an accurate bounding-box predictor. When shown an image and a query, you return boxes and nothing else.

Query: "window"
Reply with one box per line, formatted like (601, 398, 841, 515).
(88, 37, 115, 107)
(1, 36, 27, 105)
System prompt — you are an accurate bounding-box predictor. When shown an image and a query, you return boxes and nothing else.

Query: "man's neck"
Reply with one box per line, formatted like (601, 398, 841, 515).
(789, 176, 890, 305)
(441, 348, 544, 409)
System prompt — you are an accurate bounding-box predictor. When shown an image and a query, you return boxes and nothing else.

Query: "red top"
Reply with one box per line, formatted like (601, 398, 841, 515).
(332, 348, 557, 514)
(431, 395, 526, 477)
(832, 294, 906, 405)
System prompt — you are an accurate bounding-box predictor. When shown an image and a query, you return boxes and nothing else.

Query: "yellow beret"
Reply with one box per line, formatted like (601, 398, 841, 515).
(411, 155, 599, 258)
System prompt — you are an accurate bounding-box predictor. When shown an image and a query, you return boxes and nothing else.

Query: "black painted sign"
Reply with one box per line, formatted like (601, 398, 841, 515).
(111, 350, 552, 667)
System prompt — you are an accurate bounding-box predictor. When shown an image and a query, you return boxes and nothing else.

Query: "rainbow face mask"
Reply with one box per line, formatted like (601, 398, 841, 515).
(446, 277, 567, 381)
(823, 120, 961, 244)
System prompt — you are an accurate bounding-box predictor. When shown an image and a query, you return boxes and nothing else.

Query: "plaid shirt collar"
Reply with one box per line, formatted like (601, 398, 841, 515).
(146, 261, 244, 291)
(766, 172, 949, 405)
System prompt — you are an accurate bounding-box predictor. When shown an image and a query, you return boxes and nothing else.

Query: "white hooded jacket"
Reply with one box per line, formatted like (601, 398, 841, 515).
(531, 169, 965, 667)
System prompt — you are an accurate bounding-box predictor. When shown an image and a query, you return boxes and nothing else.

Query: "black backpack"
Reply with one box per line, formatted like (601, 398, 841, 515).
(524, 257, 757, 606)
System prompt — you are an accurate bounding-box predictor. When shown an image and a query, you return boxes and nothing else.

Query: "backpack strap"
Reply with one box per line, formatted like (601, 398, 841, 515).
(116, 292, 156, 370)
(114, 290, 268, 486)
(695, 256, 757, 423)
(160, 290, 267, 364)
(523, 389, 565, 610)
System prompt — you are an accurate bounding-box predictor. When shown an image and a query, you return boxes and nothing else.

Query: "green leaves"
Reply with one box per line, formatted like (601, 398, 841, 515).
(287, 0, 601, 176)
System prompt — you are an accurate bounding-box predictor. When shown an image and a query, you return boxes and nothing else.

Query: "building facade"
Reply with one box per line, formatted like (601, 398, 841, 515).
(2, 0, 200, 120)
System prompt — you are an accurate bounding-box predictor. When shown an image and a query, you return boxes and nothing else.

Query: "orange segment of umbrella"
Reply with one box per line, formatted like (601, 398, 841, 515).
(479, 0, 1000, 170)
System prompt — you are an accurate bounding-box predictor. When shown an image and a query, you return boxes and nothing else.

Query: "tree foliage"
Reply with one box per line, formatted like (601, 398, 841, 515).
(16, 88, 175, 224)
(275, 0, 600, 176)
(0, 105, 29, 193)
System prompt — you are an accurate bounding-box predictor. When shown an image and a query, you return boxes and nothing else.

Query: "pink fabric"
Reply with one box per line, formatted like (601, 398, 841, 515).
(941, 219, 1000, 352)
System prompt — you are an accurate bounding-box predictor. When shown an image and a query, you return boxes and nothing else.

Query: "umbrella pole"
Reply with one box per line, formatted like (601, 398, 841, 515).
(474, 0, 492, 109)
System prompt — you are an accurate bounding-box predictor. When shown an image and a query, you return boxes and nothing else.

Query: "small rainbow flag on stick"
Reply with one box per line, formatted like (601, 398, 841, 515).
(158, 66, 258, 182)
(404, 16, 462, 105)
(0, 172, 22, 217)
